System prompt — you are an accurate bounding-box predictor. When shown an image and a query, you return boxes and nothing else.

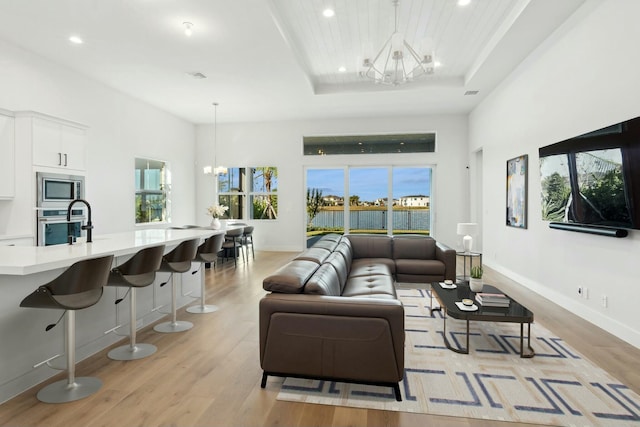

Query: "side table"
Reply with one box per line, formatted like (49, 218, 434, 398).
(456, 251, 482, 281)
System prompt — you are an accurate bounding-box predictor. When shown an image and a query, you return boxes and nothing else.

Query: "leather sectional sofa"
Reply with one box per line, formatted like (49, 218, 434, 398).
(259, 233, 456, 401)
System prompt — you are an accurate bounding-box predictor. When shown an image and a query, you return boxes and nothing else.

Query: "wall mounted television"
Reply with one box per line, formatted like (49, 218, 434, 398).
(539, 116, 640, 231)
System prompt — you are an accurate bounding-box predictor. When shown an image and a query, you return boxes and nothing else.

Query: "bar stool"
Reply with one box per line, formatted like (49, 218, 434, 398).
(242, 226, 255, 260)
(221, 227, 244, 266)
(106, 245, 165, 360)
(187, 233, 225, 314)
(153, 238, 199, 333)
(19, 255, 114, 403)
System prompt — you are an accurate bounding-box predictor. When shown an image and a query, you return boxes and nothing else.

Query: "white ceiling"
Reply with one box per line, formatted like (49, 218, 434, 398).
(0, 0, 585, 124)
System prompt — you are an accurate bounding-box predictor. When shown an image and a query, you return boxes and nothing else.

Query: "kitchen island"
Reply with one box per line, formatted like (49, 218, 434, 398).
(0, 228, 223, 403)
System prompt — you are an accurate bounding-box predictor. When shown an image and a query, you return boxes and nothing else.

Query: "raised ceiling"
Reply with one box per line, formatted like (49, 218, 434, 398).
(0, 0, 586, 124)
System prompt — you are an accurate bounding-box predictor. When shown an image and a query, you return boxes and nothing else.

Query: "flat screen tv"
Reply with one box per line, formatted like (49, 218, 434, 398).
(539, 116, 640, 230)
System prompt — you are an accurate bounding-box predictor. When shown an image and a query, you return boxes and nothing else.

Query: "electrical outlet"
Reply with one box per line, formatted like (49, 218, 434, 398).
(602, 295, 608, 308)
(578, 286, 583, 296)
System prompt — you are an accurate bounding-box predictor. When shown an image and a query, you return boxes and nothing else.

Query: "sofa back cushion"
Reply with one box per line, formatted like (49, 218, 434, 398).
(345, 234, 393, 259)
(303, 263, 341, 296)
(312, 239, 340, 251)
(294, 247, 331, 264)
(393, 235, 436, 259)
(324, 252, 349, 292)
(263, 260, 319, 293)
(333, 241, 353, 267)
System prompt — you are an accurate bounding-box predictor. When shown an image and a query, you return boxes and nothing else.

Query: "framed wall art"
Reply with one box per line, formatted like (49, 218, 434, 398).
(506, 154, 528, 228)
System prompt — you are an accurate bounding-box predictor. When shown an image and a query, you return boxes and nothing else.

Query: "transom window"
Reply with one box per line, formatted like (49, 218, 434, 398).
(303, 133, 435, 156)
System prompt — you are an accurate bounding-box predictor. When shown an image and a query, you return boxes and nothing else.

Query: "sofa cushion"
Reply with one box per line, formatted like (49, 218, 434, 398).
(350, 258, 395, 276)
(295, 247, 332, 264)
(324, 252, 349, 292)
(263, 260, 319, 293)
(312, 239, 340, 251)
(395, 259, 445, 276)
(317, 233, 343, 243)
(304, 263, 341, 296)
(345, 234, 393, 259)
(342, 274, 396, 298)
(333, 241, 353, 268)
(393, 235, 436, 260)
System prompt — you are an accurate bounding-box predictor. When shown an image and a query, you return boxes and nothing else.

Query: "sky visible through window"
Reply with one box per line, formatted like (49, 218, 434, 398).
(307, 167, 431, 202)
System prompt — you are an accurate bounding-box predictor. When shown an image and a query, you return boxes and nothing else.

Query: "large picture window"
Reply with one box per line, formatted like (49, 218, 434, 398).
(218, 166, 278, 220)
(306, 166, 431, 243)
(135, 158, 170, 224)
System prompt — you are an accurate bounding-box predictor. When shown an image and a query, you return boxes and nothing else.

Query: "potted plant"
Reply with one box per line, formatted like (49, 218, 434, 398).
(469, 265, 483, 292)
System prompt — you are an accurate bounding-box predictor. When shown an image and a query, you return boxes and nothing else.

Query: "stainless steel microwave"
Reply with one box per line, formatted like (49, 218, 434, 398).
(36, 172, 85, 207)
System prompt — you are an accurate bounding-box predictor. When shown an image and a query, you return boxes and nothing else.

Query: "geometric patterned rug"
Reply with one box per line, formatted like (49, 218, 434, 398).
(277, 288, 640, 426)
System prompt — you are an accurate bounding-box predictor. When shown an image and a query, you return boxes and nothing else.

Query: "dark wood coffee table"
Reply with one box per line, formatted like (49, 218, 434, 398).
(430, 281, 535, 358)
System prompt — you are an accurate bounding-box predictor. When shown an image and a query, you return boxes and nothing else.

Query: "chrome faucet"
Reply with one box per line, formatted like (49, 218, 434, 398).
(67, 199, 93, 243)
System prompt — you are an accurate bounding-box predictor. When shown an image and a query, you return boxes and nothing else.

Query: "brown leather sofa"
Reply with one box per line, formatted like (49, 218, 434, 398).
(259, 233, 456, 401)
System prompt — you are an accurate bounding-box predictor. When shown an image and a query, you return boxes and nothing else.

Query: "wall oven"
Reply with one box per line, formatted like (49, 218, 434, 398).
(37, 208, 86, 246)
(36, 172, 85, 208)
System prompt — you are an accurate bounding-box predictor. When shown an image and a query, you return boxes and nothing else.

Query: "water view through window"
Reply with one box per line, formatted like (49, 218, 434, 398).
(306, 167, 431, 243)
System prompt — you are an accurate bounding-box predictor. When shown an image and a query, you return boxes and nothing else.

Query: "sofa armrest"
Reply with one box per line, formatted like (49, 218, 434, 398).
(435, 241, 457, 281)
(259, 293, 404, 381)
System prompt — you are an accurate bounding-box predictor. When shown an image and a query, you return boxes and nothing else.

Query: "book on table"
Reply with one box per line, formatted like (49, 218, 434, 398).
(475, 292, 510, 307)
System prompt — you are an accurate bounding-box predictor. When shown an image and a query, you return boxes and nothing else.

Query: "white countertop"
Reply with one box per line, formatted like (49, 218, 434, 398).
(0, 228, 223, 275)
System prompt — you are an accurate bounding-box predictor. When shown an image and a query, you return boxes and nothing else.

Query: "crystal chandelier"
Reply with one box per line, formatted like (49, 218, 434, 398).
(362, 0, 434, 86)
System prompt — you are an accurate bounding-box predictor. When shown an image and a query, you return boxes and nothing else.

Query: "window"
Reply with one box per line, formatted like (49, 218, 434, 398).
(303, 133, 435, 156)
(135, 158, 170, 224)
(250, 167, 278, 219)
(218, 166, 278, 220)
(306, 166, 431, 242)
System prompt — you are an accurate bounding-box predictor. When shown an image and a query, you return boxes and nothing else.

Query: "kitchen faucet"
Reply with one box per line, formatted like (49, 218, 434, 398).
(67, 199, 93, 243)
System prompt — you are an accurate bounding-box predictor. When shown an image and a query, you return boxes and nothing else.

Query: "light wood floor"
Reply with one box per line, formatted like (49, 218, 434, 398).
(1, 251, 639, 427)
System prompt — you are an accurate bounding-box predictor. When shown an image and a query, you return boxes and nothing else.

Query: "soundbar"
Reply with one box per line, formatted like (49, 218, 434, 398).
(549, 222, 628, 238)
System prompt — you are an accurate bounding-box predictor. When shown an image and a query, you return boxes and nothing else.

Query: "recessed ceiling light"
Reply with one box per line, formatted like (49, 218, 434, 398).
(69, 36, 83, 44)
(183, 22, 194, 37)
(434, 61, 442, 68)
(458, 0, 471, 6)
(323, 8, 335, 18)
(338, 66, 346, 72)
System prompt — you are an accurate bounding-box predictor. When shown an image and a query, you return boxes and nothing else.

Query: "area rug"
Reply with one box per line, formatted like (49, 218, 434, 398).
(276, 288, 640, 426)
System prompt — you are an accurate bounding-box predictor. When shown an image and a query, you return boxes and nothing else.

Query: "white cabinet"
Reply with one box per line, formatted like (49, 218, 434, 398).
(0, 236, 34, 246)
(0, 111, 15, 199)
(32, 116, 87, 171)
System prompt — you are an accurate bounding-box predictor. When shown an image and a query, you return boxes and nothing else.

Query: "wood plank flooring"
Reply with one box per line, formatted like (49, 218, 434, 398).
(1, 251, 639, 427)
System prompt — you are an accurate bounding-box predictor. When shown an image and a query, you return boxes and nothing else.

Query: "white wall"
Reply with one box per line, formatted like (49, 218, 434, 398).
(469, 0, 640, 348)
(196, 114, 470, 252)
(0, 39, 196, 238)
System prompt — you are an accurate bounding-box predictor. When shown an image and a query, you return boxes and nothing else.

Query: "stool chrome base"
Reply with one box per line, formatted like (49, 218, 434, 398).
(37, 377, 102, 403)
(186, 304, 218, 314)
(153, 320, 193, 333)
(108, 343, 157, 361)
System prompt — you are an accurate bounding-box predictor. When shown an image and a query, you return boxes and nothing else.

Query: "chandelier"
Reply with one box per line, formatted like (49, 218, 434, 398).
(203, 102, 227, 176)
(362, 0, 434, 86)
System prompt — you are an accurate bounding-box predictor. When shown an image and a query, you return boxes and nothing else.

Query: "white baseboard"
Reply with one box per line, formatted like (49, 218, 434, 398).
(485, 260, 640, 349)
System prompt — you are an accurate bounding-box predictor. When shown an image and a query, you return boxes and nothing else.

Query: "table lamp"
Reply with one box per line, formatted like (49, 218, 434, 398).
(457, 223, 478, 252)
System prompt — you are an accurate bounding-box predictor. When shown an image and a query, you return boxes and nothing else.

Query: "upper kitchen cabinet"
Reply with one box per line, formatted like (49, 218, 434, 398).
(31, 115, 87, 172)
(0, 109, 15, 199)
